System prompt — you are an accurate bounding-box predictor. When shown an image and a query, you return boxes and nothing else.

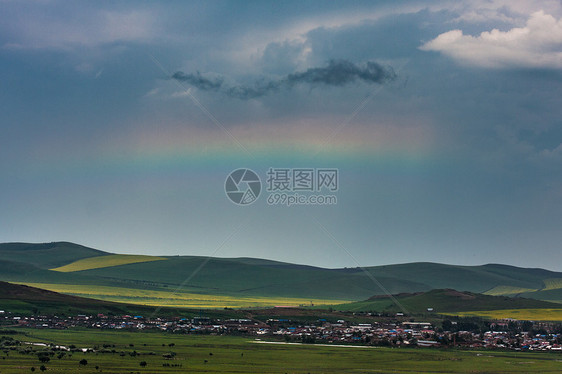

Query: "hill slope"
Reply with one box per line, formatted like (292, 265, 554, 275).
(2, 242, 562, 305)
(0, 281, 200, 317)
(51, 254, 167, 272)
(74, 258, 562, 301)
(333, 289, 560, 314)
(0, 242, 107, 269)
(360, 263, 552, 293)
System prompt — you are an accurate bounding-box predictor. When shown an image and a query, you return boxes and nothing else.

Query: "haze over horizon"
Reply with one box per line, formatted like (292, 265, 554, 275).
(1, 1, 561, 270)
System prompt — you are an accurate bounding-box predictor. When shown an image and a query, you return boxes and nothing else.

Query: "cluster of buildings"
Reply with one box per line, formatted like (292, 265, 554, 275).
(1, 310, 561, 351)
(479, 330, 562, 351)
(264, 319, 562, 351)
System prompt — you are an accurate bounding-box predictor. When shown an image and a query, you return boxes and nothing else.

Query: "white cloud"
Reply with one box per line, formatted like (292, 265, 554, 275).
(539, 143, 562, 160)
(447, 0, 562, 24)
(450, 8, 519, 24)
(421, 11, 562, 68)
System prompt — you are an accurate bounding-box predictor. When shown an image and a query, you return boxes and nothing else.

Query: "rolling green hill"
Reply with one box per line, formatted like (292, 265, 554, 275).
(520, 288, 562, 303)
(1, 280, 560, 322)
(75, 257, 562, 302)
(331, 289, 559, 314)
(484, 285, 539, 296)
(359, 262, 551, 293)
(51, 254, 167, 272)
(73, 256, 430, 300)
(0, 281, 233, 317)
(1, 241, 562, 307)
(0, 242, 107, 269)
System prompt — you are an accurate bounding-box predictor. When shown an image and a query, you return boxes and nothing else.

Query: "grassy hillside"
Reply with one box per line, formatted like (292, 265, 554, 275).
(484, 285, 539, 296)
(2, 280, 561, 323)
(0, 258, 142, 289)
(0, 281, 172, 316)
(543, 278, 562, 290)
(2, 241, 562, 306)
(448, 308, 562, 321)
(0, 281, 242, 318)
(74, 257, 562, 301)
(360, 262, 551, 293)
(520, 288, 562, 303)
(73, 256, 431, 300)
(51, 254, 167, 272)
(0, 242, 107, 269)
(0, 259, 98, 284)
(332, 289, 559, 314)
(17, 282, 346, 309)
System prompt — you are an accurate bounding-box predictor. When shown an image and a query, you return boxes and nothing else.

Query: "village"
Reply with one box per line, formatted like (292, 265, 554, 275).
(2, 310, 561, 352)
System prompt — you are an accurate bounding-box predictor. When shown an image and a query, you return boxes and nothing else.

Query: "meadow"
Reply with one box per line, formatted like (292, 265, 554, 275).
(484, 285, 538, 296)
(50, 254, 167, 272)
(5, 242, 562, 304)
(445, 308, 562, 321)
(543, 278, 562, 291)
(18, 282, 346, 309)
(1, 328, 562, 373)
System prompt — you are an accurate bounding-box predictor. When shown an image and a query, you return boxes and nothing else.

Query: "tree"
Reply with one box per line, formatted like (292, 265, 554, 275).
(79, 358, 88, 366)
(40, 365, 47, 372)
(521, 320, 533, 332)
(140, 361, 147, 367)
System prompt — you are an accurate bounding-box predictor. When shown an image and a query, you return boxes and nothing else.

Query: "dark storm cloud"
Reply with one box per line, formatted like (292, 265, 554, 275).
(171, 72, 224, 91)
(287, 60, 395, 85)
(172, 60, 396, 99)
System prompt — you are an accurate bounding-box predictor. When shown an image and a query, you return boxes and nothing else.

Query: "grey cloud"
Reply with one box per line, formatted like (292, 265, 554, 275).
(172, 59, 396, 99)
(286, 60, 395, 85)
(171, 72, 224, 91)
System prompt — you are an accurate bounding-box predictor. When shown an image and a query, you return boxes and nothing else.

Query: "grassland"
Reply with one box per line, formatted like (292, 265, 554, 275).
(444, 308, 562, 321)
(50, 254, 167, 272)
(0, 281, 248, 318)
(3, 242, 562, 326)
(18, 283, 348, 309)
(4, 242, 562, 306)
(1, 328, 562, 373)
(5, 281, 562, 323)
(0, 242, 106, 269)
(484, 285, 538, 296)
(543, 278, 562, 290)
(330, 289, 559, 316)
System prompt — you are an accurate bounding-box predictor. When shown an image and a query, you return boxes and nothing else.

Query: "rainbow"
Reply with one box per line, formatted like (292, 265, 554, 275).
(21, 119, 446, 182)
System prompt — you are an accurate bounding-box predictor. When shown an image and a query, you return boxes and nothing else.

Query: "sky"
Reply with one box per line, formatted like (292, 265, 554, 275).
(1, 0, 561, 270)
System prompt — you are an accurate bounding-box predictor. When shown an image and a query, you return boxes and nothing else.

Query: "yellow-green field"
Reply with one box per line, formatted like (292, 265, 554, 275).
(444, 308, 562, 321)
(484, 285, 538, 296)
(18, 282, 349, 309)
(50, 254, 167, 272)
(543, 278, 562, 290)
